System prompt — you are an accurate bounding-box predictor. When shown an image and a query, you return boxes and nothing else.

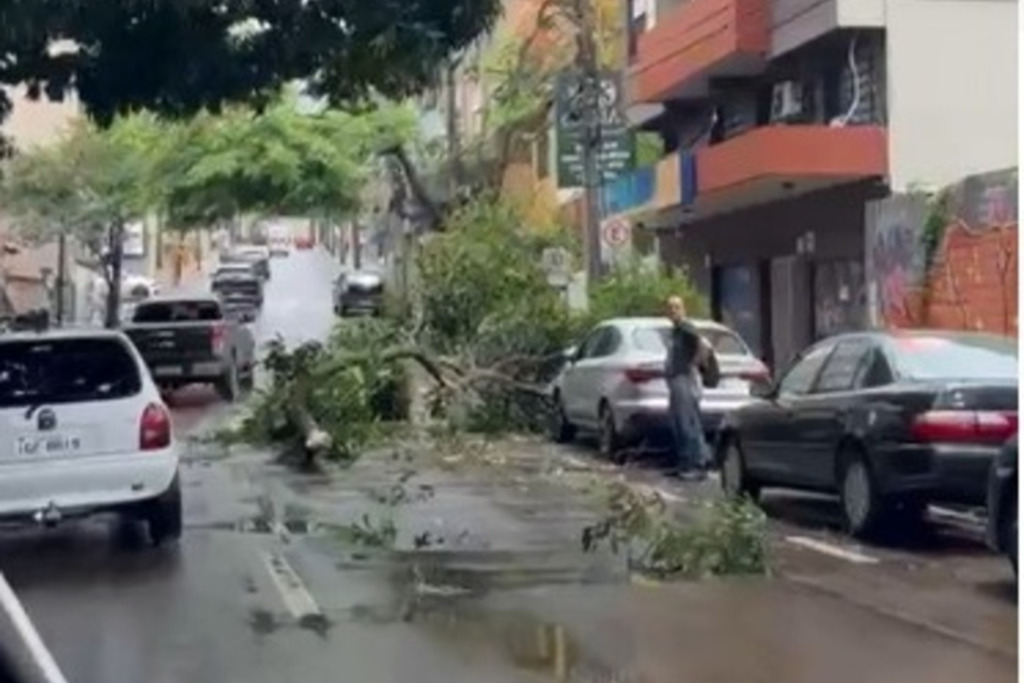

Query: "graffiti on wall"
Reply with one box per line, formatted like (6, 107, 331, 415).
(866, 197, 928, 327)
(866, 168, 1018, 335)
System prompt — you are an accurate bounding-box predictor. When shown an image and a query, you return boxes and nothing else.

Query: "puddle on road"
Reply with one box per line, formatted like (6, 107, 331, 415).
(404, 598, 645, 683)
(333, 546, 640, 681)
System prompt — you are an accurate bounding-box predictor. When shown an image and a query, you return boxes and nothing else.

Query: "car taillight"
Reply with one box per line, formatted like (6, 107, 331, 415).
(911, 410, 1018, 444)
(140, 403, 172, 450)
(211, 323, 226, 353)
(624, 364, 664, 384)
(739, 367, 771, 383)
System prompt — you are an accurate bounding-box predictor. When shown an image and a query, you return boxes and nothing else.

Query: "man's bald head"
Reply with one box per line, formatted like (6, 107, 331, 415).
(666, 295, 686, 322)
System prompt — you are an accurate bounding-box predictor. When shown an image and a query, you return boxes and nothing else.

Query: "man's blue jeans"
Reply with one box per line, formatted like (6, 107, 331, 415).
(667, 373, 708, 470)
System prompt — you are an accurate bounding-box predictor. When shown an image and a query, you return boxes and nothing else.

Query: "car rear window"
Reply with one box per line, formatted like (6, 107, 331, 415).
(889, 334, 1018, 380)
(133, 300, 223, 323)
(633, 325, 751, 356)
(0, 338, 142, 408)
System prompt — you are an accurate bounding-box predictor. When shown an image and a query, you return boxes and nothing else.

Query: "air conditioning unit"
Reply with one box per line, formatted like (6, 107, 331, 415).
(771, 81, 804, 122)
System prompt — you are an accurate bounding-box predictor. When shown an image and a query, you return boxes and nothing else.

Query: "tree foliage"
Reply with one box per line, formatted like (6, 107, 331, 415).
(160, 99, 419, 229)
(0, 0, 500, 126)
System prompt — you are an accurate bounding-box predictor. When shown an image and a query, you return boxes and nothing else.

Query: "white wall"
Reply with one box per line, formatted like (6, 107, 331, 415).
(885, 0, 1018, 192)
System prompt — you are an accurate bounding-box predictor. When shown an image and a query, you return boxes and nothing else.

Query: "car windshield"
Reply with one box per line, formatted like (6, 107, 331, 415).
(633, 324, 751, 356)
(889, 333, 1018, 380)
(0, 338, 142, 408)
(133, 300, 223, 322)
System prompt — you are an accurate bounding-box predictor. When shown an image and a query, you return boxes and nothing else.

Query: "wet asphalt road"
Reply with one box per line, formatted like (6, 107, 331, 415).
(0, 248, 1017, 682)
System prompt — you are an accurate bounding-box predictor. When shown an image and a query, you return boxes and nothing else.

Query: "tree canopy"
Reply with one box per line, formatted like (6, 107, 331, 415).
(0, 0, 500, 126)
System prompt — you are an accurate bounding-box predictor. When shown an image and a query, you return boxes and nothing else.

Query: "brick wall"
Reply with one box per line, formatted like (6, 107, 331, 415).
(867, 168, 1018, 336)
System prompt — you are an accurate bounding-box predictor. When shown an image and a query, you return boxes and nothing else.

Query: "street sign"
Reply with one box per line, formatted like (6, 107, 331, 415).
(601, 219, 630, 247)
(541, 247, 572, 287)
(554, 69, 634, 189)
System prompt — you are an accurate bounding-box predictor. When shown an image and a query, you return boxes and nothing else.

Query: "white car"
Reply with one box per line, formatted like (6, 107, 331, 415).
(550, 317, 771, 461)
(0, 329, 182, 545)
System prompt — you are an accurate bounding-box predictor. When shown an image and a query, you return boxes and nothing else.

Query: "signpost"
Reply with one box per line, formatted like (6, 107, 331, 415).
(541, 247, 572, 288)
(601, 218, 630, 248)
(554, 70, 634, 189)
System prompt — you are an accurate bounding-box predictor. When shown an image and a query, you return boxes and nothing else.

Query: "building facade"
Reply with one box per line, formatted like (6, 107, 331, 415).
(608, 0, 1017, 367)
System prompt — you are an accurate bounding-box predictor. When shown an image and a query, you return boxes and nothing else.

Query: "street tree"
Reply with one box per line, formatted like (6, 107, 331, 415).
(0, 0, 500, 127)
(157, 99, 420, 231)
(2, 116, 161, 326)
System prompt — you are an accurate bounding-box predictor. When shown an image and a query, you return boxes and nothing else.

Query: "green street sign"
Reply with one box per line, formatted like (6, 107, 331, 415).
(554, 69, 634, 189)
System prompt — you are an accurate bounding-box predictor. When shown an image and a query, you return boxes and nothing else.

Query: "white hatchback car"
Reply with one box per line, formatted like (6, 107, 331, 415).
(0, 329, 181, 545)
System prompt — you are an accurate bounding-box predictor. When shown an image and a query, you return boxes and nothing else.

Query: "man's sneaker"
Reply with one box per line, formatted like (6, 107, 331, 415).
(675, 468, 707, 483)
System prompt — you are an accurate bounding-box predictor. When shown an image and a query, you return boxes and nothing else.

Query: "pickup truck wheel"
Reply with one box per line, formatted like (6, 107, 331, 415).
(240, 364, 256, 391)
(215, 364, 240, 402)
(147, 476, 183, 547)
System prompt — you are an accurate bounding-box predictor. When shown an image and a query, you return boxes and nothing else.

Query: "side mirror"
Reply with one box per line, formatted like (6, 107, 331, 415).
(563, 346, 578, 363)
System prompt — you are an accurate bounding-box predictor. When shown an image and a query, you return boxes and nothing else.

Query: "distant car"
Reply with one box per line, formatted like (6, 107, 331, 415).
(222, 246, 270, 280)
(549, 317, 769, 462)
(987, 435, 1017, 576)
(123, 297, 256, 402)
(0, 329, 182, 545)
(294, 235, 314, 250)
(333, 270, 384, 316)
(718, 330, 1018, 537)
(268, 235, 291, 258)
(211, 266, 264, 317)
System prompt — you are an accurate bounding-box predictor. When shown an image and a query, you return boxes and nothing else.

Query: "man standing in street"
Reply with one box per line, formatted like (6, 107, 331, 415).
(665, 295, 712, 481)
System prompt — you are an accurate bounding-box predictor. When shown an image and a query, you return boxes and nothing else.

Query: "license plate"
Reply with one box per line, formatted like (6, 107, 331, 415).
(155, 366, 184, 377)
(16, 433, 84, 457)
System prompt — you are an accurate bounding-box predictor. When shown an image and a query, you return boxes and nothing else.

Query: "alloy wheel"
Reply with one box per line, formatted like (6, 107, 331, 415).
(722, 444, 743, 497)
(842, 460, 872, 531)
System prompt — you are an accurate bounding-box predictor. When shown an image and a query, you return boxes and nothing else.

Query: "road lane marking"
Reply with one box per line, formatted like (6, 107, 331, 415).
(654, 487, 684, 503)
(929, 505, 985, 526)
(262, 552, 324, 622)
(785, 535, 880, 564)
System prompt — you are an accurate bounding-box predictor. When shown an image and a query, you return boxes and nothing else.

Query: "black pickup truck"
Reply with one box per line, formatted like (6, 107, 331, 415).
(123, 297, 256, 401)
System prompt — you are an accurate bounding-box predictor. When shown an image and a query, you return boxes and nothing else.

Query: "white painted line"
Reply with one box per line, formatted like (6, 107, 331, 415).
(0, 573, 68, 683)
(564, 455, 592, 470)
(262, 552, 324, 621)
(654, 487, 685, 503)
(785, 535, 880, 565)
(930, 505, 985, 525)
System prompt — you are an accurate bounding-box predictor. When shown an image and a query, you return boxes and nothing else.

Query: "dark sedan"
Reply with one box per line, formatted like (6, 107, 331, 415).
(986, 435, 1017, 575)
(221, 246, 270, 281)
(717, 330, 1018, 537)
(333, 270, 384, 316)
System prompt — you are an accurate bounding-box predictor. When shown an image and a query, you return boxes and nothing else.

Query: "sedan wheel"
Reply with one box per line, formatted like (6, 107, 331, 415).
(598, 405, 624, 464)
(840, 453, 882, 537)
(721, 438, 759, 501)
(1009, 505, 1018, 576)
(549, 394, 576, 444)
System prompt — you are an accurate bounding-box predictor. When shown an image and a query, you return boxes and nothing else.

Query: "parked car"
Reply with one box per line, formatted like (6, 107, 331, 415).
(549, 317, 769, 461)
(0, 329, 181, 545)
(717, 330, 1018, 537)
(986, 435, 1017, 576)
(333, 270, 385, 316)
(221, 245, 270, 280)
(123, 297, 256, 402)
(212, 263, 264, 312)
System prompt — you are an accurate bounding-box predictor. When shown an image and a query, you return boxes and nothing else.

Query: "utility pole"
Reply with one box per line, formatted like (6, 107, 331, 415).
(572, 0, 604, 285)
